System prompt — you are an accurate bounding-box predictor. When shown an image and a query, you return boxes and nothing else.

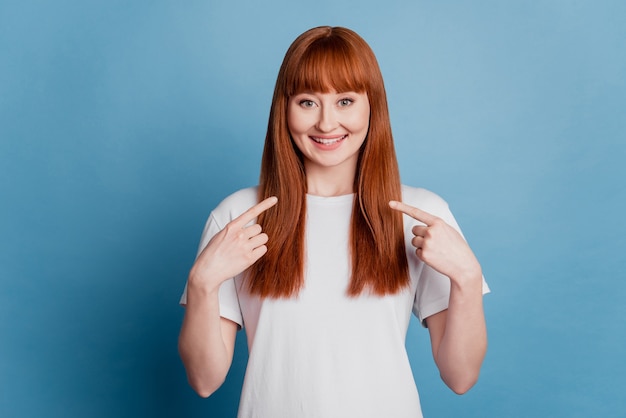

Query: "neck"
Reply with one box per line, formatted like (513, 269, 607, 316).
(304, 162, 356, 197)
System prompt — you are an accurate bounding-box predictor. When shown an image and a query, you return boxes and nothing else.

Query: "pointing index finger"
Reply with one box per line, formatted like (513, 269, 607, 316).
(389, 200, 437, 226)
(236, 196, 278, 226)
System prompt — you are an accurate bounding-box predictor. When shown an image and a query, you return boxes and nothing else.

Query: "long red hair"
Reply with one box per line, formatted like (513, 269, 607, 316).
(249, 26, 408, 298)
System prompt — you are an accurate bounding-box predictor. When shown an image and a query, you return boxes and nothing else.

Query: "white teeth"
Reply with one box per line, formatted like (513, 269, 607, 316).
(311, 135, 346, 145)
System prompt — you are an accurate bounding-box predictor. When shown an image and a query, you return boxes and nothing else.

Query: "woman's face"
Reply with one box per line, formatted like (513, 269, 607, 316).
(287, 90, 370, 178)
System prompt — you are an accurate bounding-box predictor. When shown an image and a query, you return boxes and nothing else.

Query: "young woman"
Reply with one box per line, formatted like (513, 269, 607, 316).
(178, 26, 489, 418)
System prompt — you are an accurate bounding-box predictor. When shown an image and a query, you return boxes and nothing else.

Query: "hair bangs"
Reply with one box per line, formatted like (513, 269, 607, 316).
(286, 37, 369, 96)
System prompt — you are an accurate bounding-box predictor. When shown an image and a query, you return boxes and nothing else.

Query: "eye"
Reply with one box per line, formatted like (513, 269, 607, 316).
(338, 98, 354, 107)
(299, 99, 316, 108)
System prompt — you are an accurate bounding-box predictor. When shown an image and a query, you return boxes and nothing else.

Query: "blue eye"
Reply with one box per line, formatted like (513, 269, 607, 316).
(299, 100, 315, 108)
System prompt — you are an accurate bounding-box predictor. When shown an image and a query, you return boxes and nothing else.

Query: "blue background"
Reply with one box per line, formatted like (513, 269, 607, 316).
(1, 1, 625, 417)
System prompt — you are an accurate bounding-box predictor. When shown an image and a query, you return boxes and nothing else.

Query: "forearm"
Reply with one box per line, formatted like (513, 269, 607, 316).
(433, 275, 487, 394)
(177, 197, 275, 397)
(178, 282, 235, 398)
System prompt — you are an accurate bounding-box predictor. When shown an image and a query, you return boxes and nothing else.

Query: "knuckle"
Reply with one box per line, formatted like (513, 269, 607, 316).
(224, 223, 238, 235)
(245, 251, 256, 262)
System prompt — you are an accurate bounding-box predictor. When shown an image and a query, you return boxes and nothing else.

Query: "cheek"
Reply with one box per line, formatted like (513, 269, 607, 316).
(348, 109, 371, 133)
(286, 106, 297, 133)
(287, 107, 309, 135)
(352, 101, 370, 128)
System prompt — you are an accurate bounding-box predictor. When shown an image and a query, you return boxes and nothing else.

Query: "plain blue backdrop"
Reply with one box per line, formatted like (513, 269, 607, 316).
(1, 1, 625, 417)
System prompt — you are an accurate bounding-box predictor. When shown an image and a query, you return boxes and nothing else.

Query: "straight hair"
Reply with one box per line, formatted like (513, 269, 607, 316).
(249, 26, 409, 297)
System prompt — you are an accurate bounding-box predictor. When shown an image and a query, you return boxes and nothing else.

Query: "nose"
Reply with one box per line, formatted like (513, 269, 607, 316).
(315, 105, 338, 132)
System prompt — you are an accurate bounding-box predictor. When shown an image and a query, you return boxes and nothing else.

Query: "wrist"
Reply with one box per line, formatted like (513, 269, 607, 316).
(187, 268, 224, 297)
(449, 264, 483, 293)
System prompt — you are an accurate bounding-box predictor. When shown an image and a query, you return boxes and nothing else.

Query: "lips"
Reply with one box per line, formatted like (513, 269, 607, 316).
(310, 134, 347, 145)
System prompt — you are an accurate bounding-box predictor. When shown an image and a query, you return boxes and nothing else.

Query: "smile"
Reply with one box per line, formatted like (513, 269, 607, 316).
(310, 135, 347, 145)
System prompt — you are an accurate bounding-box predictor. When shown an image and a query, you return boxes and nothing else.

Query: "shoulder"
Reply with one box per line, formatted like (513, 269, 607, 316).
(217, 186, 259, 208)
(211, 186, 259, 224)
(400, 185, 450, 217)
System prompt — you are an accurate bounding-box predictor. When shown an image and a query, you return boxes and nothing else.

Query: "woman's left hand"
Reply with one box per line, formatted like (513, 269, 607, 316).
(389, 200, 482, 286)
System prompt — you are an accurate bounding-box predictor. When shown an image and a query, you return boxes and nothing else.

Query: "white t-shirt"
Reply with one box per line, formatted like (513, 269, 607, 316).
(180, 185, 489, 418)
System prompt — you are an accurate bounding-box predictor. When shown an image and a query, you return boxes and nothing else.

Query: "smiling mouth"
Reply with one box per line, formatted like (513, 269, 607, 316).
(310, 135, 347, 145)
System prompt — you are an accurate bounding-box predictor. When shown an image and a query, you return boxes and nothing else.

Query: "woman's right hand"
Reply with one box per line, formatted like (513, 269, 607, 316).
(188, 196, 278, 291)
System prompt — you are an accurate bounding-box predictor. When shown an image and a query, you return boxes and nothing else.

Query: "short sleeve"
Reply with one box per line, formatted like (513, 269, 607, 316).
(413, 265, 453, 326)
(178, 212, 244, 328)
(403, 187, 490, 327)
(413, 272, 490, 327)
